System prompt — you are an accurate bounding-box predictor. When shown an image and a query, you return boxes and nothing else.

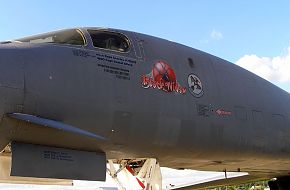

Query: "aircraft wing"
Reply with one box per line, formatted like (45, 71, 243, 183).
(174, 175, 265, 190)
(160, 167, 266, 190)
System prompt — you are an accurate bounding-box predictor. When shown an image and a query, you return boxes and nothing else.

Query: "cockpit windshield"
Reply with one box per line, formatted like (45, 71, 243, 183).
(17, 29, 86, 46)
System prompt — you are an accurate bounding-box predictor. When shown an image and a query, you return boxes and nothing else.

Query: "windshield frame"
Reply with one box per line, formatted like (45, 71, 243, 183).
(16, 29, 87, 47)
(87, 29, 131, 54)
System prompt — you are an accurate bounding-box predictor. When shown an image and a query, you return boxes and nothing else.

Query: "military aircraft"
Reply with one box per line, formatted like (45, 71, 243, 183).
(0, 27, 289, 190)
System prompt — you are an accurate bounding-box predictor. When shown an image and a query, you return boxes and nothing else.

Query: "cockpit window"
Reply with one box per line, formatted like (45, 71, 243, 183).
(88, 30, 130, 52)
(17, 29, 86, 46)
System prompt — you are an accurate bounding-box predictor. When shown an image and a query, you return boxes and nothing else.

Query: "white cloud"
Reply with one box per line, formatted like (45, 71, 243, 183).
(210, 29, 223, 40)
(235, 46, 290, 83)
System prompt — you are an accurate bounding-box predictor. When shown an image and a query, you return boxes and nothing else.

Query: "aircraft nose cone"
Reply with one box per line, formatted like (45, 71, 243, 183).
(0, 45, 24, 90)
(0, 44, 25, 151)
(0, 44, 25, 115)
(0, 41, 28, 155)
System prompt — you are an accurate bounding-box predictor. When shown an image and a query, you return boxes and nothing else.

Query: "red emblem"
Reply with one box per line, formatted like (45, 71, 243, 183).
(141, 61, 186, 94)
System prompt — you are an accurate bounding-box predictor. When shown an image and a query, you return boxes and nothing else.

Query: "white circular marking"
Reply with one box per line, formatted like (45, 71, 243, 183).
(188, 74, 203, 97)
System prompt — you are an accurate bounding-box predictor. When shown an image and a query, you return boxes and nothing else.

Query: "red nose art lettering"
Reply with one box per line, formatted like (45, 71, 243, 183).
(141, 61, 186, 94)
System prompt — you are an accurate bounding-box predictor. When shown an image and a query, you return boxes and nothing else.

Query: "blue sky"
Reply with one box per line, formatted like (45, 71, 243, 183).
(0, 1, 290, 91)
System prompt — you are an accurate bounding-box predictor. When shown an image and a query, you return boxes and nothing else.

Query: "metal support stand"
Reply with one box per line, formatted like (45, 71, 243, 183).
(107, 158, 162, 190)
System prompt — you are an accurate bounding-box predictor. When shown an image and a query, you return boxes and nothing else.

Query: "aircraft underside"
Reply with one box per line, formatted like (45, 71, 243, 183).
(2, 141, 290, 190)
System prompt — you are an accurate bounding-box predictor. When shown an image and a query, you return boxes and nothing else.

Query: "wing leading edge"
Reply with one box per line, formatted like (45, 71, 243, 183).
(176, 174, 266, 190)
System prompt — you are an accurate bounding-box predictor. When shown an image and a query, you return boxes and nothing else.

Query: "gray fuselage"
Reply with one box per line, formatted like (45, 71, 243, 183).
(0, 27, 289, 178)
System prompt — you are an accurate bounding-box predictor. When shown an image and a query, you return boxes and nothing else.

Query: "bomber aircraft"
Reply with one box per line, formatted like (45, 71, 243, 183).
(0, 27, 290, 190)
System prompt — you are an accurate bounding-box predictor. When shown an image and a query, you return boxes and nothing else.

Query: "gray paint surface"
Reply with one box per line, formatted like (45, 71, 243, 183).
(0, 27, 289, 185)
(11, 142, 106, 181)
